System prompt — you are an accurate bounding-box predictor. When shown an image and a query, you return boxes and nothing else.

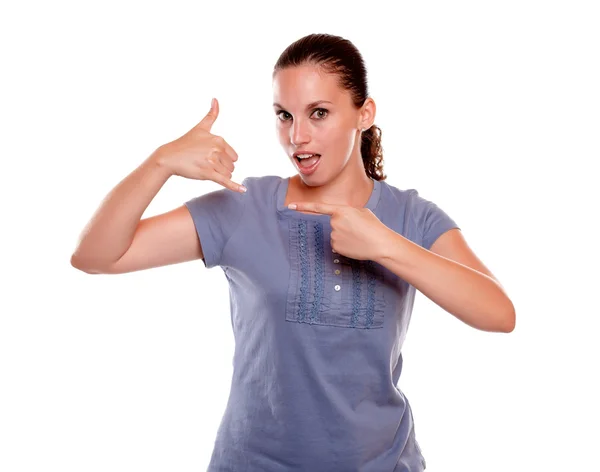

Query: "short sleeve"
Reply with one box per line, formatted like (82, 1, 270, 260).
(184, 178, 247, 269)
(410, 190, 460, 250)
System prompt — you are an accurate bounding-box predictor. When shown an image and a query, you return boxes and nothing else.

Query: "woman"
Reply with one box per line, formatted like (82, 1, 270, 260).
(72, 33, 515, 471)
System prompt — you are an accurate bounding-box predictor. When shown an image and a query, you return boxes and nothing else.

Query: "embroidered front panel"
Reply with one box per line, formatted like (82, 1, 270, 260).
(286, 219, 386, 329)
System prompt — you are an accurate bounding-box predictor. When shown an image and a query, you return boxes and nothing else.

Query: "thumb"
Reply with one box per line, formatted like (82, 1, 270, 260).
(196, 98, 219, 131)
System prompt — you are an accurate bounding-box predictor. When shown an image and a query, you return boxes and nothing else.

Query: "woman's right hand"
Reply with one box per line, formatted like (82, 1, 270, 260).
(157, 98, 246, 193)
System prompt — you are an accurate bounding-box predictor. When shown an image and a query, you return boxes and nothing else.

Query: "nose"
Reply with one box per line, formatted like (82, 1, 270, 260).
(290, 118, 310, 146)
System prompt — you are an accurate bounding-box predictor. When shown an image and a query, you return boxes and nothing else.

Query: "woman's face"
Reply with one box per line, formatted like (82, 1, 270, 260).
(272, 64, 365, 183)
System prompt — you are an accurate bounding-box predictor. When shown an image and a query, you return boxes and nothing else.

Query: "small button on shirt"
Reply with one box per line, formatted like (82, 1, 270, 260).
(185, 175, 459, 471)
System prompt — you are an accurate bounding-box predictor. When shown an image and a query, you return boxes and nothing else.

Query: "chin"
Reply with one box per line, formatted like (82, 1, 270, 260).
(299, 178, 323, 187)
(298, 171, 333, 188)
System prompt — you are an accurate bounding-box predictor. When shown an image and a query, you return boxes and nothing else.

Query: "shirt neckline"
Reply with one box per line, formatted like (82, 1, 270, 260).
(276, 175, 382, 222)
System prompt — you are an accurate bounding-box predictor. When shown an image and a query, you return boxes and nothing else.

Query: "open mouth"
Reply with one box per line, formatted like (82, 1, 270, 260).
(295, 153, 321, 164)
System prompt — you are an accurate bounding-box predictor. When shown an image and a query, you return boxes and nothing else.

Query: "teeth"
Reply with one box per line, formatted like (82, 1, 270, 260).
(296, 154, 319, 159)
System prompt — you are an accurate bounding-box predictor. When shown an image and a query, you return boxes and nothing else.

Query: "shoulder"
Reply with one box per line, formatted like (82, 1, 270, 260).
(380, 179, 442, 210)
(186, 175, 278, 205)
(377, 179, 421, 208)
(241, 174, 281, 192)
(238, 174, 281, 204)
(379, 179, 458, 234)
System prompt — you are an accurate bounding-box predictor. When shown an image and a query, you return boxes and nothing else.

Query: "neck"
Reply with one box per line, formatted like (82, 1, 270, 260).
(293, 155, 374, 208)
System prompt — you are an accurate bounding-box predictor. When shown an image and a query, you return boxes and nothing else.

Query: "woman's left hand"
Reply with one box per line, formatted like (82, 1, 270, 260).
(288, 201, 392, 261)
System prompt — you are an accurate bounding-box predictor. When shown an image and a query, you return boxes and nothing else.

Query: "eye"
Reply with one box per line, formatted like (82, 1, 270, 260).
(276, 110, 292, 121)
(275, 108, 329, 122)
(312, 108, 328, 119)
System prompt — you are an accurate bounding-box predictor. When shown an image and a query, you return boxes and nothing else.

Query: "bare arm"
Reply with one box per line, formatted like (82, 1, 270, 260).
(70, 147, 203, 274)
(71, 98, 242, 274)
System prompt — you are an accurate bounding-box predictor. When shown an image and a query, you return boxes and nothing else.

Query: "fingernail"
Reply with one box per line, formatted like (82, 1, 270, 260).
(239, 185, 247, 192)
(288, 203, 297, 210)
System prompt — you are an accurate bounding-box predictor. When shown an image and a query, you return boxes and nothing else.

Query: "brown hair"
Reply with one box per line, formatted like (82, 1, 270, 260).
(273, 33, 387, 181)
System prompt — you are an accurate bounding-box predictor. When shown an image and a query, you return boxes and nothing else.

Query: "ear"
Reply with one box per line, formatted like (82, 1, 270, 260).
(358, 97, 376, 131)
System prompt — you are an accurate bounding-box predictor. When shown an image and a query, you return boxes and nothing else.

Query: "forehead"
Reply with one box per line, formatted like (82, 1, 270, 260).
(272, 64, 345, 106)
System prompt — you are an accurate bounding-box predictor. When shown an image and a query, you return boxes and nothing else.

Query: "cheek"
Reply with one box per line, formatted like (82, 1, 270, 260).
(318, 124, 355, 153)
(276, 124, 288, 144)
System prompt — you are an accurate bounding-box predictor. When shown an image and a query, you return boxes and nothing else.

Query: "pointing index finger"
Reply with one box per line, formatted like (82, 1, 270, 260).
(287, 202, 339, 215)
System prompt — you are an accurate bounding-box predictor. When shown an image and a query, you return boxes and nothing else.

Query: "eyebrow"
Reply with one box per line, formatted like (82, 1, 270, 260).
(272, 100, 333, 109)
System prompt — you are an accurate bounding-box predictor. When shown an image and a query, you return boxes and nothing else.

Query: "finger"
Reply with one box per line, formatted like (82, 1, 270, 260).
(211, 154, 244, 191)
(288, 201, 339, 215)
(196, 98, 219, 131)
(221, 138, 239, 162)
(210, 169, 245, 193)
(214, 150, 235, 174)
(212, 135, 239, 164)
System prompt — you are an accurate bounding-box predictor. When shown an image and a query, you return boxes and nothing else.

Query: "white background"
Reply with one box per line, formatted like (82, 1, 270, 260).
(1, 1, 598, 471)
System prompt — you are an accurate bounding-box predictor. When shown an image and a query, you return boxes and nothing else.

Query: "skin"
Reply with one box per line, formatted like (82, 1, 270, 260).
(272, 64, 377, 213)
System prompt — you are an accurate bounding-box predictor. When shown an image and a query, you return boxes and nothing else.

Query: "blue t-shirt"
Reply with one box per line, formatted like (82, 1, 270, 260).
(185, 175, 460, 472)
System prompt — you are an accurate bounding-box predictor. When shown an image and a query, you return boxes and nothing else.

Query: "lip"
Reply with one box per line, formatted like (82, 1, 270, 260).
(293, 151, 321, 159)
(296, 154, 321, 175)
